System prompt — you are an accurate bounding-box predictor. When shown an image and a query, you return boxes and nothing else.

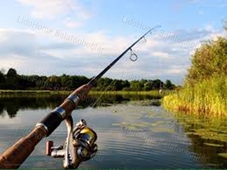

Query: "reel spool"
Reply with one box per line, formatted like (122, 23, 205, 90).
(46, 118, 98, 169)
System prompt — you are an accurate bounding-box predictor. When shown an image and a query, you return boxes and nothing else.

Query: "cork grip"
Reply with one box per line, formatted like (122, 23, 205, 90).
(0, 126, 47, 169)
(0, 85, 91, 169)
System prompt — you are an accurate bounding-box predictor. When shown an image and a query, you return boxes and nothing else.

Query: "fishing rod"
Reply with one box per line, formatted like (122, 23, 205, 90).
(87, 26, 161, 86)
(0, 26, 160, 169)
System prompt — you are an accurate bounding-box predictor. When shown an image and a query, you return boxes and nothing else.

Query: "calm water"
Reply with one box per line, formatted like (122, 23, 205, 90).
(0, 94, 227, 168)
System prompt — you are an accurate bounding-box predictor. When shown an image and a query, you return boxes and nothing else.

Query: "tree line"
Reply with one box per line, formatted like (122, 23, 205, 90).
(0, 68, 176, 91)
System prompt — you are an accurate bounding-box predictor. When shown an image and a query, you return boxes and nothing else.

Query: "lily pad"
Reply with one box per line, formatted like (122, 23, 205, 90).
(218, 153, 227, 158)
(152, 127, 175, 134)
(185, 132, 197, 135)
(112, 123, 121, 126)
(151, 123, 158, 127)
(204, 142, 224, 147)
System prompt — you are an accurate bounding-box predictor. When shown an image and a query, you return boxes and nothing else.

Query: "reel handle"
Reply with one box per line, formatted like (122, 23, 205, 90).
(46, 141, 54, 156)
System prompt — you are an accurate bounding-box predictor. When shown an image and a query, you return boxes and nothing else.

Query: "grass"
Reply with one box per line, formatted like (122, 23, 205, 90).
(162, 76, 227, 117)
(0, 89, 165, 97)
(89, 90, 162, 96)
(0, 89, 70, 95)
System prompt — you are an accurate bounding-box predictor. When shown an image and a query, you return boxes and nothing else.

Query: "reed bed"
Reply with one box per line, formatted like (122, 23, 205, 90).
(163, 76, 227, 117)
(0, 90, 164, 98)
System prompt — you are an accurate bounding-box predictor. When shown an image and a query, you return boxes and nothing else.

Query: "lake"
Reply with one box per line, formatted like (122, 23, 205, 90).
(0, 94, 227, 169)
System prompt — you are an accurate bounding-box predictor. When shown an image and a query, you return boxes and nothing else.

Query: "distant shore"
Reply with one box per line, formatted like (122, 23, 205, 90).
(0, 89, 168, 97)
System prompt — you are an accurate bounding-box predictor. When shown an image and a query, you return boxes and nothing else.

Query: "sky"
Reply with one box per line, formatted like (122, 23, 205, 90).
(0, 0, 226, 84)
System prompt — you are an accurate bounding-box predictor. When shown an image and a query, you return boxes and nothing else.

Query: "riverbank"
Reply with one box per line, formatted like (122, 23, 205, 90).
(162, 77, 227, 117)
(0, 89, 166, 98)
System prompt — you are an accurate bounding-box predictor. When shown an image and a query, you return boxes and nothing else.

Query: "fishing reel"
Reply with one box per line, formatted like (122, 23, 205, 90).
(46, 117, 98, 169)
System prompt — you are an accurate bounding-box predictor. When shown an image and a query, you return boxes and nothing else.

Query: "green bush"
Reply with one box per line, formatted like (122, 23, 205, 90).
(163, 28, 227, 117)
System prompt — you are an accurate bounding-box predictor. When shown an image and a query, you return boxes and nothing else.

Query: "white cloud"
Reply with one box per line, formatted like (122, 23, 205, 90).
(63, 17, 84, 28)
(152, 52, 170, 59)
(0, 26, 225, 84)
(166, 65, 188, 74)
(16, 0, 69, 19)
(16, 0, 92, 28)
(0, 55, 24, 70)
(65, 0, 92, 20)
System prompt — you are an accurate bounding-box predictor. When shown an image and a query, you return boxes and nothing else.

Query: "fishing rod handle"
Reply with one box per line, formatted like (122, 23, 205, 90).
(0, 126, 46, 169)
(36, 86, 87, 137)
(0, 84, 92, 169)
(0, 95, 76, 169)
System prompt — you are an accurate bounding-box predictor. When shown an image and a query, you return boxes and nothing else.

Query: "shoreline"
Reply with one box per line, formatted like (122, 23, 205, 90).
(0, 89, 166, 96)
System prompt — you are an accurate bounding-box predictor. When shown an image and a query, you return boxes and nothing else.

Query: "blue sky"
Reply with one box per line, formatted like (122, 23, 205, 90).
(0, 0, 226, 84)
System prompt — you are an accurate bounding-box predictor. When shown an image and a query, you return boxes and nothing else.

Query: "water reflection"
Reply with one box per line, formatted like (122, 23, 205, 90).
(2, 94, 227, 168)
(0, 94, 160, 118)
(0, 96, 64, 118)
(172, 112, 227, 168)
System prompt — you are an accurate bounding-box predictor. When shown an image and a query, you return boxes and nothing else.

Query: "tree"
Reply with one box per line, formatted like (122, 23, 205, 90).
(121, 80, 130, 90)
(186, 37, 227, 85)
(6, 68, 17, 78)
(139, 79, 147, 90)
(144, 81, 153, 91)
(0, 71, 5, 82)
(112, 80, 124, 90)
(61, 74, 71, 90)
(0, 71, 5, 88)
(0, 68, 176, 91)
(96, 77, 113, 90)
(152, 79, 164, 89)
(5, 68, 20, 89)
(130, 80, 142, 91)
(165, 80, 174, 90)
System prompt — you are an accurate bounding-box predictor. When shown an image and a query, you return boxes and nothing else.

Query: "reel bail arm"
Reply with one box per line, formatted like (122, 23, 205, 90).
(46, 117, 98, 169)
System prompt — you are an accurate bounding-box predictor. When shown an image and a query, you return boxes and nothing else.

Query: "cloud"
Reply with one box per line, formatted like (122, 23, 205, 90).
(63, 17, 84, 29)
(16, 0, 92, 28)
(152, 52, 170, 59)
(39, 42, 76, 51)
(0, 29, 36, 57)
(0, 26, 225, 84)
(16, 0, 69, 19)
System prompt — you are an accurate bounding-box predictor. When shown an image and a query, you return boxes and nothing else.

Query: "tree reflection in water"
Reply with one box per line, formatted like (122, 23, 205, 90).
(0, 94, 161, 118)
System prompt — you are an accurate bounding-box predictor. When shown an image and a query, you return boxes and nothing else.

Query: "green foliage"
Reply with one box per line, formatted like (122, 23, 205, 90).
(186, 37, 227, 85)
(5, 68, 20, 89)
(163, 76, 227, 116)
(163, 29, 227, 117)
(130, 80, 142, 91)
(0, 71, 6, 88)
(6, 68, 17, 78)
(0, 68, 176, 91)
(144, 81, 153, 91)
(165, 80, 175, 90)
